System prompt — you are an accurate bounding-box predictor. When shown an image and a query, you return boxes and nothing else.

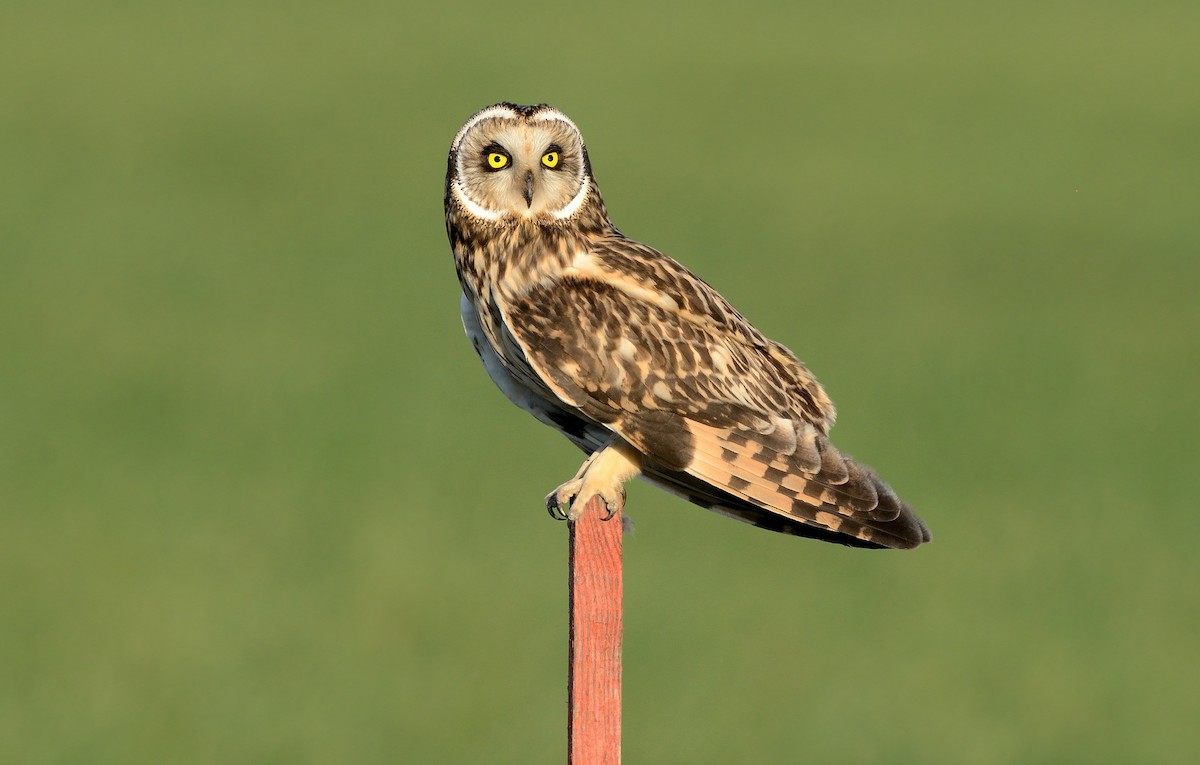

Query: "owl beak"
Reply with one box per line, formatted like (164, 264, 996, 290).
(523, 170, 534, 207)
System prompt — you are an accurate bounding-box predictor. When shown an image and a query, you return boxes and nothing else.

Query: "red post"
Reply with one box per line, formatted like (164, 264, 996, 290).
(567, 495, 623, 765)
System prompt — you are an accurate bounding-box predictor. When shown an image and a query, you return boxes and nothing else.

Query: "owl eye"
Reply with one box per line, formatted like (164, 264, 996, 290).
(486, 152, 509, 170)
(541, 151, 560, 169)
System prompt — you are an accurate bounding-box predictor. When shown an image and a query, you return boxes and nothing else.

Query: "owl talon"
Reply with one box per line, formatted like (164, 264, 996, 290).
(547, 479, 578, 522)
(545, 478, 625, 523)
(543, 441, 639, 523)
(598, 500, 619, 521)
(546, 479, 582, 521)
(546, 495, 569, 520)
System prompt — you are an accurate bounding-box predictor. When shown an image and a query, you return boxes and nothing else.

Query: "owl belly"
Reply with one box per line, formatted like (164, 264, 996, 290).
(460, 293, 608, 453)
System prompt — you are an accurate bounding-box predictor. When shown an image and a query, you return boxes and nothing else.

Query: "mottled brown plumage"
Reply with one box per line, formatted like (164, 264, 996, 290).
(445, 102, 930, 549)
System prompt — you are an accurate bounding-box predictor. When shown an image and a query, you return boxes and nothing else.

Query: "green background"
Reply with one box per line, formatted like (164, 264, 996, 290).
(3, 1, 1197, 762)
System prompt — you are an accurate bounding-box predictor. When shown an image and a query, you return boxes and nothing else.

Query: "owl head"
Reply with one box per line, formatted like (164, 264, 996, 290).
(445, 103, 598, 223)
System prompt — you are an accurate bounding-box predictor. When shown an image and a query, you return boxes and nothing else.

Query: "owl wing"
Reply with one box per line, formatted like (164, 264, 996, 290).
(498, 239, 930, 549)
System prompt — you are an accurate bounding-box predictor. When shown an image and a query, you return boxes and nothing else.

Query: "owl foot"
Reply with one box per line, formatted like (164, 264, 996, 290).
(544, 439, 643, 522)
(545, 478, 625, 521)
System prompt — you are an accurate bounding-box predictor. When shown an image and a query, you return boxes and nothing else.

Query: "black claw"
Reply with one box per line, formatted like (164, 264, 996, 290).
(599, 502, 617, 521)
(546, 495, 570, 521)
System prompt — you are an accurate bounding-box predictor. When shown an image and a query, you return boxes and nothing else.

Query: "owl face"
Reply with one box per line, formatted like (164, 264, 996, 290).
(448, 103, 592, 222)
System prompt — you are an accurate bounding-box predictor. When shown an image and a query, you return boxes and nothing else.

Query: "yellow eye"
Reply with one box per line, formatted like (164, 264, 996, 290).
(541, 151, 559, 168)
(487, 152, 509, 169)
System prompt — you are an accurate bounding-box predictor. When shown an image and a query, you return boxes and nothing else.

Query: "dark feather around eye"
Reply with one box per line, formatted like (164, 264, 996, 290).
(481, 142, 510, 171)
(542, 143, 565, 170)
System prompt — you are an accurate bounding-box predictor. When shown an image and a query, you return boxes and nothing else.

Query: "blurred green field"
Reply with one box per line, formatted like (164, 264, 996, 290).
(2, 1, 1197, 762)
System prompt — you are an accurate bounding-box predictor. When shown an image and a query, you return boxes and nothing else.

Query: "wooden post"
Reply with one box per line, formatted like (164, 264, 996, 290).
(567, 495, 623, 765)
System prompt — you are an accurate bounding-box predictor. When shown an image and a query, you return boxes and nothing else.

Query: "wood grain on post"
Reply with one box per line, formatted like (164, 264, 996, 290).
(567, 495, 623, 765)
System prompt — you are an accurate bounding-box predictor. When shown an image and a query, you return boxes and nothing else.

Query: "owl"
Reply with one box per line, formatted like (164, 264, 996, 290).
(444, 103, 930, 549)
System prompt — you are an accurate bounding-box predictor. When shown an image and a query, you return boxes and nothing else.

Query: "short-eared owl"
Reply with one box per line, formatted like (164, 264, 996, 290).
(445, 103, 930, 549)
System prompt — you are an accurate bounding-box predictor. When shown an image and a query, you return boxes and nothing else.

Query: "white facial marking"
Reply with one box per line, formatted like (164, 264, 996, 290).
(451, 104, 519, 152)
(531, 110, 590, 219)
(452, 179, 503, 221)
(551, 181, 590, 220)
(531, 108, 581, 134)
(451, 105, 520, 218)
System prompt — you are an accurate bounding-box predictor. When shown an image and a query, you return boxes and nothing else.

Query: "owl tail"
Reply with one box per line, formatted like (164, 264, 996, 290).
(647, 420, 931, 550)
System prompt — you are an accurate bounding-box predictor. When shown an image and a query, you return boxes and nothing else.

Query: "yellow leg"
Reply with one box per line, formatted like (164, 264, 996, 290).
(546, 438, 643, 521)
